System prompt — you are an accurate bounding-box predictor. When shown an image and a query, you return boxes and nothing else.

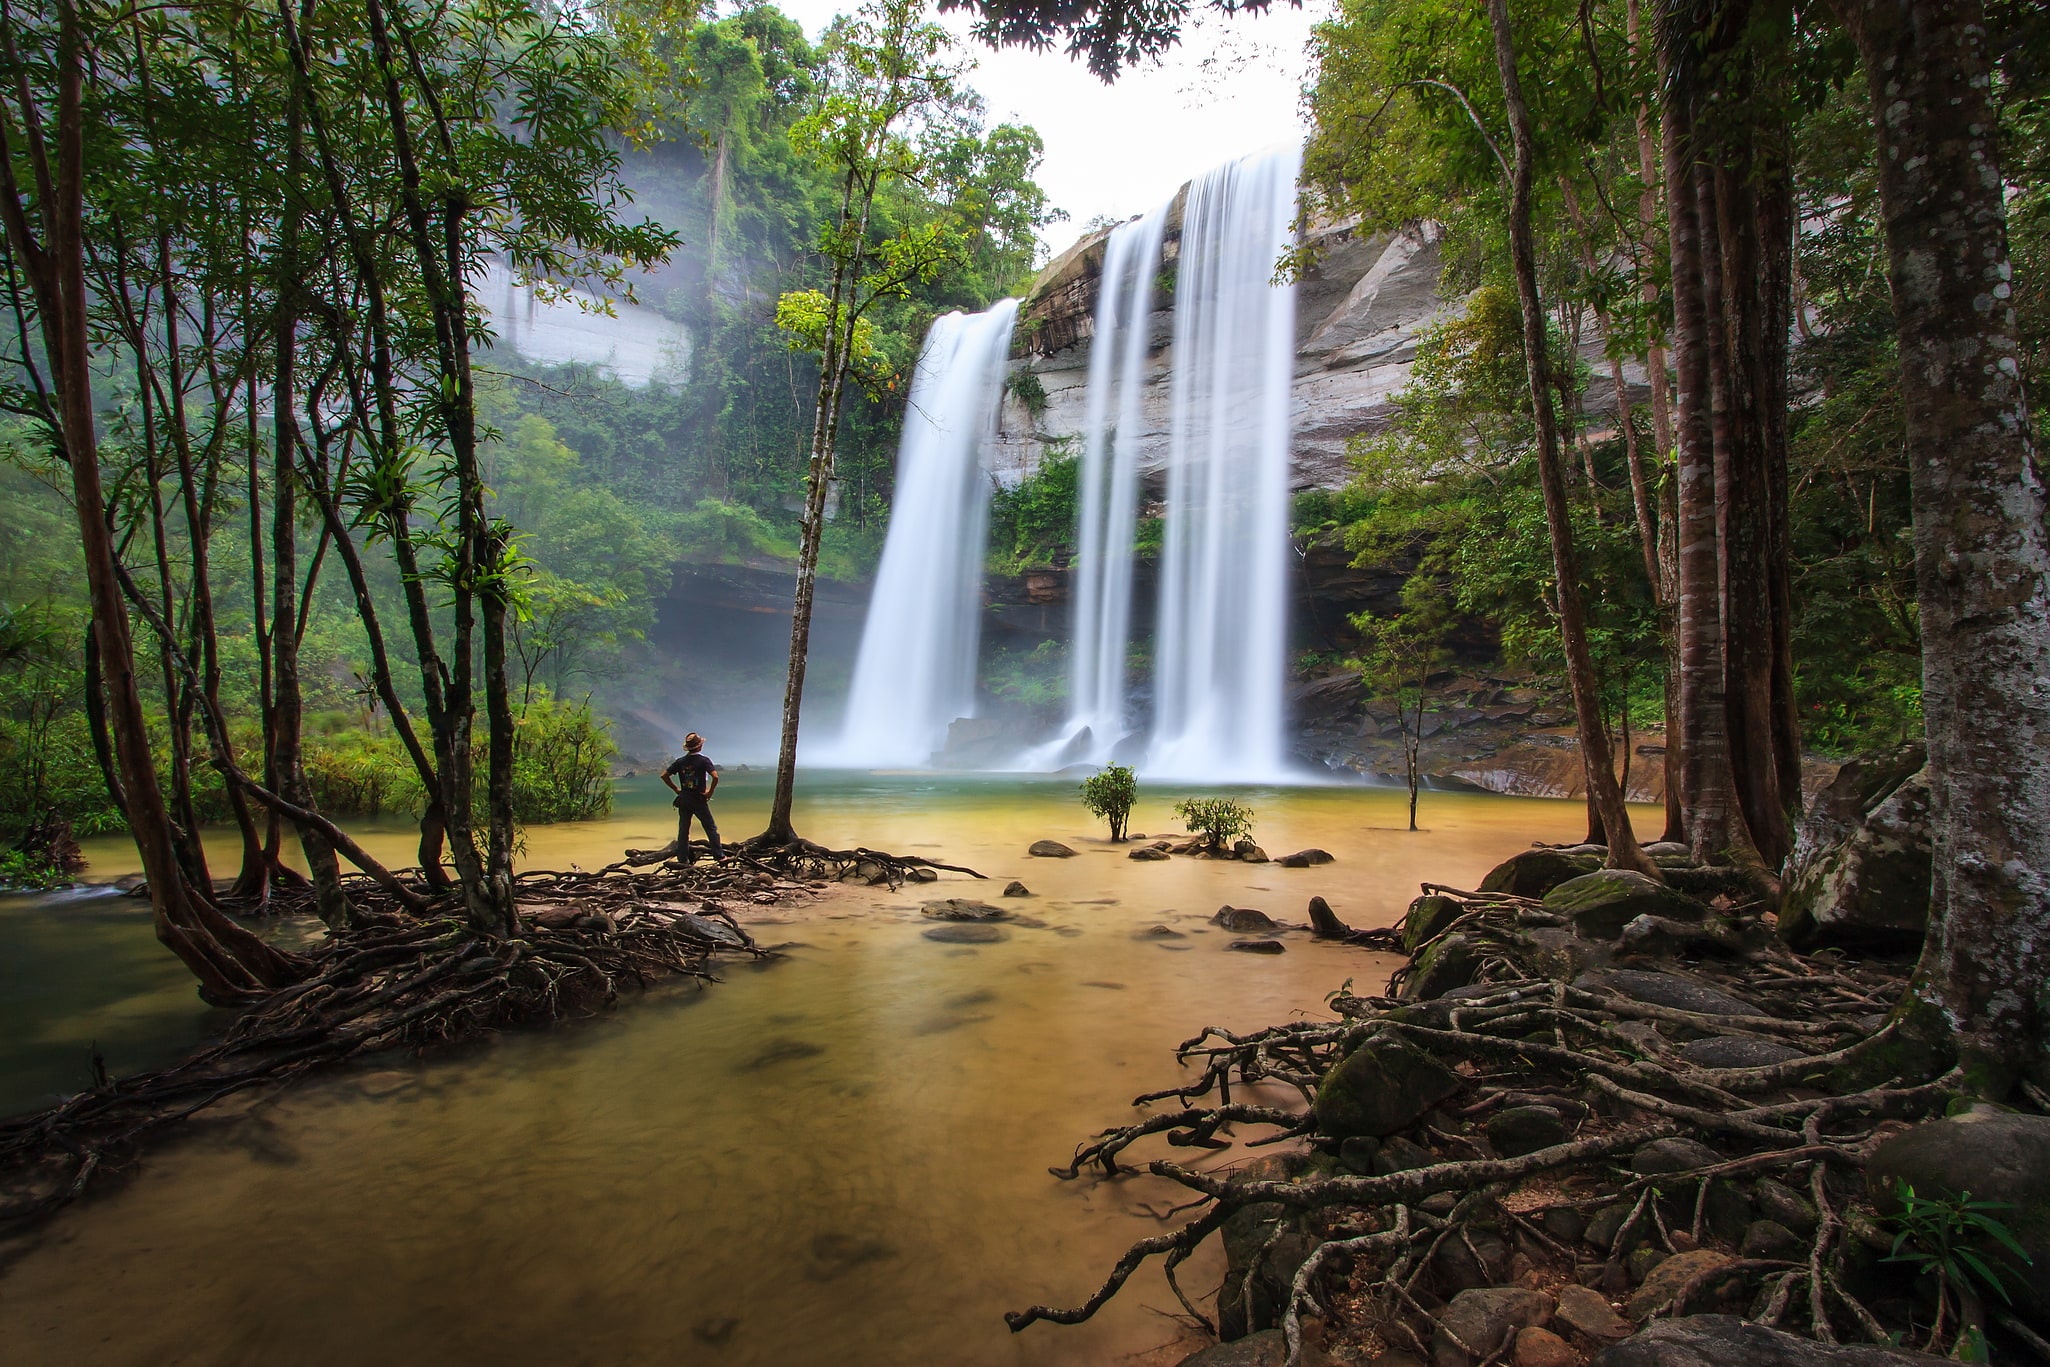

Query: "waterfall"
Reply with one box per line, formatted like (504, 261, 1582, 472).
(820, 300, 1020, 768)
(1032, 206, 1171, 767)
(1146, 145, 1301, 781)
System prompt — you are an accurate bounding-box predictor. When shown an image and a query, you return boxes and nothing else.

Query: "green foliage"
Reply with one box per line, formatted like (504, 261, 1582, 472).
(303, 730, 426, 820)
(1078, 764, 1137, 841)
(1175, 797, 1254, 852)
(1007, 366, 1048, 417)
(512, 697, 618, 824)
(0, 845, 74, 891)
(1883, 1180, 2032, 1308)
(983, 639, 1068, 709)
(987, 450, 1080, 572)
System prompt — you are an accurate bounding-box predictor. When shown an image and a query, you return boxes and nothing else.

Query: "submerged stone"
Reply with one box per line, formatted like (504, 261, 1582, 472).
(1212, 905, 1280, 933)
(921, 923, 1006, 944)
(1028, 839, 1077, 858)
(919, 898, 1007, 921)
(1228, 939, 1286, 955)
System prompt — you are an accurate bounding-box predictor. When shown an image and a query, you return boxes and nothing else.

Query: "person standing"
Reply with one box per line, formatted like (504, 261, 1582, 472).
(661, 732, 724, 864)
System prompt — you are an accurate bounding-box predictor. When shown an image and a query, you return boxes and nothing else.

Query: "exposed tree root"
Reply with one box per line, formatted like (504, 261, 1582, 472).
(613, 834, 985, 889)
(1007, 882, 1978, 1361)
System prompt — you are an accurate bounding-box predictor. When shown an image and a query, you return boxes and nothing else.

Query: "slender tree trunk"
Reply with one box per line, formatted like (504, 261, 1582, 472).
(1487, 0, 1655, 877)
(0, 3, 304, 999)
(1835, 0, 2050, 1093)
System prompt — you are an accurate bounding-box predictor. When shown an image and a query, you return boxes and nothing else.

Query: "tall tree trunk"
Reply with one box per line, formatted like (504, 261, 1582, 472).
(0, 1, 304, 999)
(1487, 0, 1656, 877)
(1835, 0, 2050, 1094)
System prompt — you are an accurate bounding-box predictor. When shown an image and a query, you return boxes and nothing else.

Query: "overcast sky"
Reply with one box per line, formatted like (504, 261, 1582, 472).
(762, 0, 1330, 258)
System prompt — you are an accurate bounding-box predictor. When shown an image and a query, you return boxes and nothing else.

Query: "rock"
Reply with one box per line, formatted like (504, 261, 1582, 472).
(1479, 848, 1602, 898)
(1486, 1105, 1572, 1158)
(1028, 839, 1077, 858)
(921, 923, 1006, 944)
(1576, 969, 1760, 1019)
(1234, 838, 1271, 863)
(1175, 1329, 1286, 1367)
(1134, 924, 1186, 939)
(1219, 1156, 1316, 1339)
(1314, 1030, 1462, 1140)
(1867, 1105, 2050, 1318)
(1307, 896, 1354, 938)
(1431, 1228, 1511, 1292)
(1583, 1204, 1632, 1252)
(1338, 1135, 1381, 1174)
(1402, 894, 1466, 954)
(1626, 1249, 1737, 1318)
(1741, 1219, 1807, 1261)
(1541, 1207, 1587, 1246)
(1214, 905, 1281, 933)
(1702, 1181, 1754, 1246)
(1373, 1135, 1438, 1174)
(1591, 1315, 1939, 1365)
(1623, 1246, 1668, 1284)
(1430, 1287, 1552, 1367)
(1230, 939, 1287, 955)
(1002, 880, 1034, 897)
(677, 912, 749, 948)
(1552, 1285, 1632, 1341)
(920, 898, 1007, 921)
(1513, 1327, 1575, 1367)
(1674, 1036, 1808, 1068)
(907, 866, 940, 883)
(1779, 743, 1932, 951)
(1521, 926, 1613, 981)
(1631, 1137, 1723, 1176)
(1642, 841, 1692, 859)
(1277, 848, 1336, 868)
(1752, 1178, 1819, 1237)
(1404, 933, 1479, 1000)
(1130, 846, 1171, 861)
(1544, 871, 1708, 940)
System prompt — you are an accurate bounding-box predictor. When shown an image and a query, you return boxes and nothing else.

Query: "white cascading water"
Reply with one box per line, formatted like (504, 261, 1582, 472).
(819, 300, 1020, 768)
(1028, 206, 1172, 768)
(1146, 145, 1301, 781)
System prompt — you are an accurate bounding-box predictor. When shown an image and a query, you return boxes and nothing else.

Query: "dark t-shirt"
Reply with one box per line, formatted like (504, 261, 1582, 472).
(665, 752, 716, 795)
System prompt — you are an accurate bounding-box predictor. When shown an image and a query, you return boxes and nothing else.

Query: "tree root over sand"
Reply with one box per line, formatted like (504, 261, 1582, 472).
(1008, 886, 1970, 1363)
(614, 835, 985, 888)
(0, 856, 885, 1234)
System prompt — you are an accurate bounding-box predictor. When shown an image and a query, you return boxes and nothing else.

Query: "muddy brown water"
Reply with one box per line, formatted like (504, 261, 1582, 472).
(0, 773, 1646, 1366)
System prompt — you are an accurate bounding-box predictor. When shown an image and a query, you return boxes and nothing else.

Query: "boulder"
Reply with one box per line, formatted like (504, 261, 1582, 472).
(1779, 746, 1933, 951)
(1234, 839, 1271, 863)
(1592, 1315, 1941, 1365)
(1626, 1249, 1738, 1319)
(1134, 924, 1185, 939)
(1480, 848, 1602, 898)
(1487, 1105, 1573, 1158)
(1552, 1285, 1632, 1341)
(920, 898, 1007, 921)
(1001, 880, 1034, 897)
(1431, 1228, 1512, 1292)
(1307, 896, 1353, 938)
(1314, 1030, 1462, 1140)
(1631, 1136, 1723, 1176)
(1867, 1105, 2050, 1318)
(921, 923, 1006, 944)
(1175, 1330, 1286, 1367)
(1373, 1134, 1438, 1174)
(1545, 871, 1708, 940)
(1741, 1219, 1807, 1261)
(1753, 1177, 1819, 1237)
(1219, 1156, 1316, 1339)
(1129, 846, 1171, 861)
(1214, 905, 1281, 933)
(1403, 933, 1479, 1000)
(1277, 848, 1336, 868)
(1430, 1287, 1552, 1367)
(1402, 894, 1466, 953)
(1576, 968, 1761, 1019)
(1337, 1135, 1381, 1174)
(1028, 839, 1078, 858)
(1229, 939, 1287, 955)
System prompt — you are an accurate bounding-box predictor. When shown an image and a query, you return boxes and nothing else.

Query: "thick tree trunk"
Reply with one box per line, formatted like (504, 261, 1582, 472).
(1836, 0, 2050, 1093)
(1487, 0, 1655, 878)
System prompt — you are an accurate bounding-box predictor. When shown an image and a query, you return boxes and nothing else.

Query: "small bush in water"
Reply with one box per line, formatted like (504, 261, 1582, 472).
(1175, 797, 1253, 852)
(1079, 764, 1137, 842)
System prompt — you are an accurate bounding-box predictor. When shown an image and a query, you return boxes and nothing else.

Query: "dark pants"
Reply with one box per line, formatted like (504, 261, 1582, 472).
(675, 792, 722, 862)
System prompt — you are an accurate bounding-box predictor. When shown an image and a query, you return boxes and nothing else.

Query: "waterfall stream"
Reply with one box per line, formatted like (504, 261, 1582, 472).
(820, 300, 1019, 768)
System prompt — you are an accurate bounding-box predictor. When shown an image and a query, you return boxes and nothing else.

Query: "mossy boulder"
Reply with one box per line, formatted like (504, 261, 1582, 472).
(1867, 1105, 2050, 1319)
(1403, 932, 1479, 1000)
(1479, 847, 1601, 898)
(1543, 870, 1707, 940)
(1217, 1154, 1315, 1340)
(1401, 893, 1465, 954)
(1313, 1029, 1461, 1139)
(1779, 750, 1932, 951)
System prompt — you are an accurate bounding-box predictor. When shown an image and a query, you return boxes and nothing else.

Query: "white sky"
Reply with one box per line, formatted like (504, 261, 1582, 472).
(760, 0, 1331, 257)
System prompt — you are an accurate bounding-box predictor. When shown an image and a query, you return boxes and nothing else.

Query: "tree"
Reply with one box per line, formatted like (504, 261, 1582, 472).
(1174, 797, 1254, 853)
(763, 0, 974, 843)
(1078, 763, 1136, 841)
(1351, 588, 1452, 832)
(1828, 0, 2050, 1094)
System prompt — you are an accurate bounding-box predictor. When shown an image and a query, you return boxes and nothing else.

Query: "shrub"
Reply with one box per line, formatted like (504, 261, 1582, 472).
(1079, 764, 1137, 841)
(1175, 797, 1254, 852)
(512, 696, 617, 823)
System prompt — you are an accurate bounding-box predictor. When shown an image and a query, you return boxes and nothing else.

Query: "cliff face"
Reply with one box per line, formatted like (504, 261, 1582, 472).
(992, 211, 1465, 491)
